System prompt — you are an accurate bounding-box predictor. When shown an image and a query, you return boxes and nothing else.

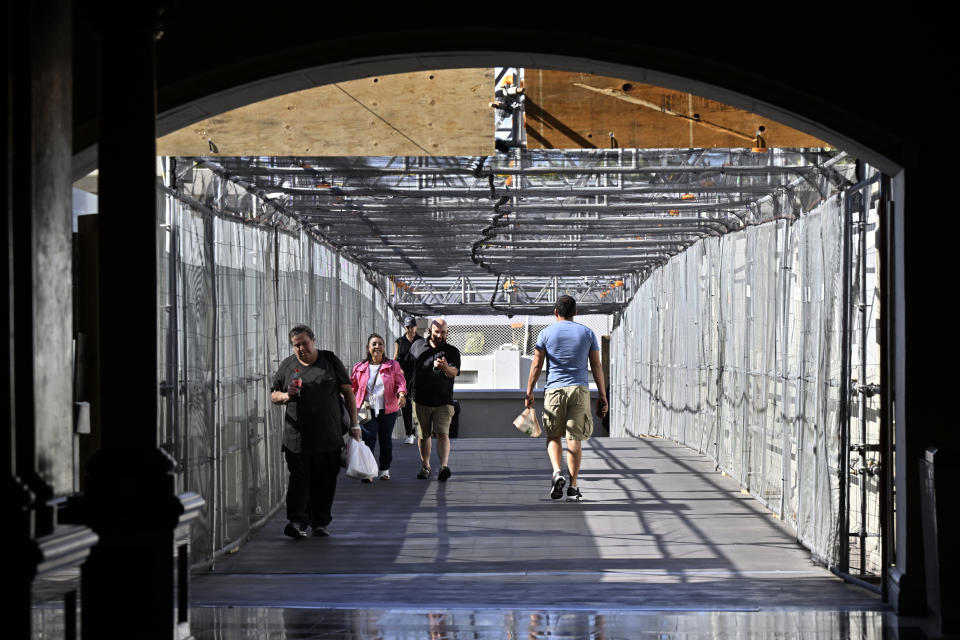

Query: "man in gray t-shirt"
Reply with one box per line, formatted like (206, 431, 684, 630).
(525, 296, 608, 501)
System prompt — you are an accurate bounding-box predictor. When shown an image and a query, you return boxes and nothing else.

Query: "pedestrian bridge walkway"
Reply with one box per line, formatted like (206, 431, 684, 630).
(192, 436, 879, 612)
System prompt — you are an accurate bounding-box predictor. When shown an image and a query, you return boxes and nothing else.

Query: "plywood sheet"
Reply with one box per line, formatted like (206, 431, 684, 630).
(157, 69, 495, 157)
(524, 70, 827, 150)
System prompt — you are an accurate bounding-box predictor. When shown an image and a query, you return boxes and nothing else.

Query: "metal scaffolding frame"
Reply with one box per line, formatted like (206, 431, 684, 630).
(159, 147, 872, 579)
(176, 148, 851, 316)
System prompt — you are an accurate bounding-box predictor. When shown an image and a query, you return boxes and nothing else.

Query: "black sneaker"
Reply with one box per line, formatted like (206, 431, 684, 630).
(550, 473, 566, 500)
(438, 466, 452, 482)
(566, 486, 582, 502)
(311, 525, 330, 537)
(284, 521, 308, 539)
(417, 465, 431, 479)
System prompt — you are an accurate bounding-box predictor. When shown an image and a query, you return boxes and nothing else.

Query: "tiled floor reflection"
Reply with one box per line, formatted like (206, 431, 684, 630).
(188, 607, 898, 639)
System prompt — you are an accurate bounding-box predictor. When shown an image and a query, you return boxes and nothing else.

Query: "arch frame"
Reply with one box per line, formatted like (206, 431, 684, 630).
(68, 16, 939, 618)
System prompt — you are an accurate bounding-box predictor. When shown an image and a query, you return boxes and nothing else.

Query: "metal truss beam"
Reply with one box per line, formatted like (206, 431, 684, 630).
(180, 148, 851, 316)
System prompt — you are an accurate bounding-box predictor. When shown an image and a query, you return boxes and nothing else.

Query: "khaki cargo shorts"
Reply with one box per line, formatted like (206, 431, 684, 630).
(542, 385, 593, 441)
(413, 402, 454, 438)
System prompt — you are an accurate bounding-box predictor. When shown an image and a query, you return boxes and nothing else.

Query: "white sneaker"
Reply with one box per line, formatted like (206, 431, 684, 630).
(378, 469, 391, 481)
(404, 435, 416, 445)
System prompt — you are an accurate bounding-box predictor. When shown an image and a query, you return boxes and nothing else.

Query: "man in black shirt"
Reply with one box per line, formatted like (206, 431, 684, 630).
(393, 315, 423, 445)
(406, 318, 460, 481)
(271, 324, 359, 538)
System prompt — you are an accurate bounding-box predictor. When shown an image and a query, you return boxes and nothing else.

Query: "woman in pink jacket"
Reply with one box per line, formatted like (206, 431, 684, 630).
(350, 333, 408, 482)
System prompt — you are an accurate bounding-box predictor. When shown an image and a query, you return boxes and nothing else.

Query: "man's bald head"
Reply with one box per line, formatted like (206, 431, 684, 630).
(429, 318, 449, 346)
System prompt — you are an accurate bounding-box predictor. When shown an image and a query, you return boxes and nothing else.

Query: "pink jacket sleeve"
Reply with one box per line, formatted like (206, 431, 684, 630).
(351, 361, 367, 408)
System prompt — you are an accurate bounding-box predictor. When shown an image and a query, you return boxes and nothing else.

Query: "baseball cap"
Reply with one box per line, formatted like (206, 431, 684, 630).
(403, 315, 417, 327)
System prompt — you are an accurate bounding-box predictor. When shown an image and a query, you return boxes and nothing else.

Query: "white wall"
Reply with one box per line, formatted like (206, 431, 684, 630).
(458, 350, 598, 390)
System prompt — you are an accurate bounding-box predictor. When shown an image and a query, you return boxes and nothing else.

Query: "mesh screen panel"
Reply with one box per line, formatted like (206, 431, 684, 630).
(159, 182, 398, 566)
(610, 184, 882, 573)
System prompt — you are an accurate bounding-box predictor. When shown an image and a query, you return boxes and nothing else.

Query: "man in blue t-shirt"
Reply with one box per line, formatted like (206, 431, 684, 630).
(525, 296, 608, 501)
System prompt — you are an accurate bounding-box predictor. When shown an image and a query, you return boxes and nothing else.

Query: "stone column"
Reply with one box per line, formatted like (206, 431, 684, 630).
(79, 4, 202, 639)
(886, 161, 960, 617)
(3, 2, 98, 638)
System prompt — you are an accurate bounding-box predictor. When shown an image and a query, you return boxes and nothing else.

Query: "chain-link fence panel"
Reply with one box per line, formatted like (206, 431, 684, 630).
(159, 199, 217, 561)
(445, 314, 610, 357)
(844, 180, 883, 577)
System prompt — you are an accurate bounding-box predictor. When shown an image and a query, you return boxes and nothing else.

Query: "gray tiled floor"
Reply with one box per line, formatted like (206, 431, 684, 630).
(192, 436, 881, 612)
(34, 436, 909, 638)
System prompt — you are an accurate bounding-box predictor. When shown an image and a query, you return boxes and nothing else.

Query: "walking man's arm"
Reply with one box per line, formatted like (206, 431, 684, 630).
(525, 348, 545, 408)
(588, 349, 608, 417)
(435, 356, 459, 378)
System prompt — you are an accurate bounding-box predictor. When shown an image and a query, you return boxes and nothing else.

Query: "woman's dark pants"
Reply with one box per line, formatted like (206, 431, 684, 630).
(360, 410, 398, 471)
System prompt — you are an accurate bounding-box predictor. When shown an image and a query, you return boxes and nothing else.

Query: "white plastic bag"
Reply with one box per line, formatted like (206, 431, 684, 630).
(513, 407, 542, 437)
(345, 437, 378, 480)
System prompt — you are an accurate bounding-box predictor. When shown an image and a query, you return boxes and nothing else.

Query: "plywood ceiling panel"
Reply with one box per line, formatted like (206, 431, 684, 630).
(523, 70, 828, 150)
(157, 68, 828, 157)
(157, 69, 495, 157)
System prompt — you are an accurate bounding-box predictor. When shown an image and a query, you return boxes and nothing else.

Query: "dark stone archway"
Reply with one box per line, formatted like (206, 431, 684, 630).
(73, 15, 920, 176)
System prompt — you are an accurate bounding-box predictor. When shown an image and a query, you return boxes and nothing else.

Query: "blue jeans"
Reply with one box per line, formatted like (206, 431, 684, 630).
(360, 411, 397, 471)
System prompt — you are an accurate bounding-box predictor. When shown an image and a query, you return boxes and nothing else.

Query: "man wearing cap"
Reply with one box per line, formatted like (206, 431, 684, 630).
(393, 316, 423, 445)
(406, 318, 460, 481)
